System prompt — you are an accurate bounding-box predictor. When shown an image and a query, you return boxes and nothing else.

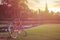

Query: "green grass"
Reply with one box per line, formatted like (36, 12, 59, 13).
(19, 24, 60, 40)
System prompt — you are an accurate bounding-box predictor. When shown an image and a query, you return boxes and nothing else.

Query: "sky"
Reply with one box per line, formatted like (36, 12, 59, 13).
(27, 0, 60, 12)
(0, 0, 60, 12)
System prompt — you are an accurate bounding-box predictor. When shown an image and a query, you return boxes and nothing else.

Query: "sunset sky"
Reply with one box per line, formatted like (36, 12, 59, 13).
(0, 0, 60, 12)
(27, 0, 60, 12)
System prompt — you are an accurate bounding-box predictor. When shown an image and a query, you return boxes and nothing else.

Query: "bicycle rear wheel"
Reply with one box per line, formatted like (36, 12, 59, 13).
(19, 30, 27, 37)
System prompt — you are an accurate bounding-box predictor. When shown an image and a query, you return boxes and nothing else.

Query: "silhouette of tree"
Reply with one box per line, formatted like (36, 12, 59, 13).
(0, 0, 30, 21)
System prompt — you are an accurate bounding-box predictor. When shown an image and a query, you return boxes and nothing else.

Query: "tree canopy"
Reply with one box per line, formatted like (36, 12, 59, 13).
(0, 0, 29, 21)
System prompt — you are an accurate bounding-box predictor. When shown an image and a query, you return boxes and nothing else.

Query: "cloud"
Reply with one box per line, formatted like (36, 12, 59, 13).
(33, 0, 40, 3)
(27, 0, 37, 7)
(27, 0, 40, 4)
(54, 0, 60, 7)
(27, 0, 41, 8)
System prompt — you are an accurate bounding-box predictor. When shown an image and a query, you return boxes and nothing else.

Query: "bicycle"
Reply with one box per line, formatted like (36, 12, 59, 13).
(7, 25, 27, 40)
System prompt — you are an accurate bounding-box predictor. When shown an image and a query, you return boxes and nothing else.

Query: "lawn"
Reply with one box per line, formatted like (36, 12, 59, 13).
(19, 24, 60, 40)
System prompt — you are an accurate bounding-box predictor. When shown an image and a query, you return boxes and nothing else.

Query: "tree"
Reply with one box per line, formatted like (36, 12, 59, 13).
(0, 0, 30, 21)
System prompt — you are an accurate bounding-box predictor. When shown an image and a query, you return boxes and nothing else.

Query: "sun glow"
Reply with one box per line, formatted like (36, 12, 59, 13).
(27, 0, 60, 12)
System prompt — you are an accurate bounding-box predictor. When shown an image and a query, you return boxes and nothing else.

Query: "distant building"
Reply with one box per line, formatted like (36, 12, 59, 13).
(45, 2, 49, 14)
